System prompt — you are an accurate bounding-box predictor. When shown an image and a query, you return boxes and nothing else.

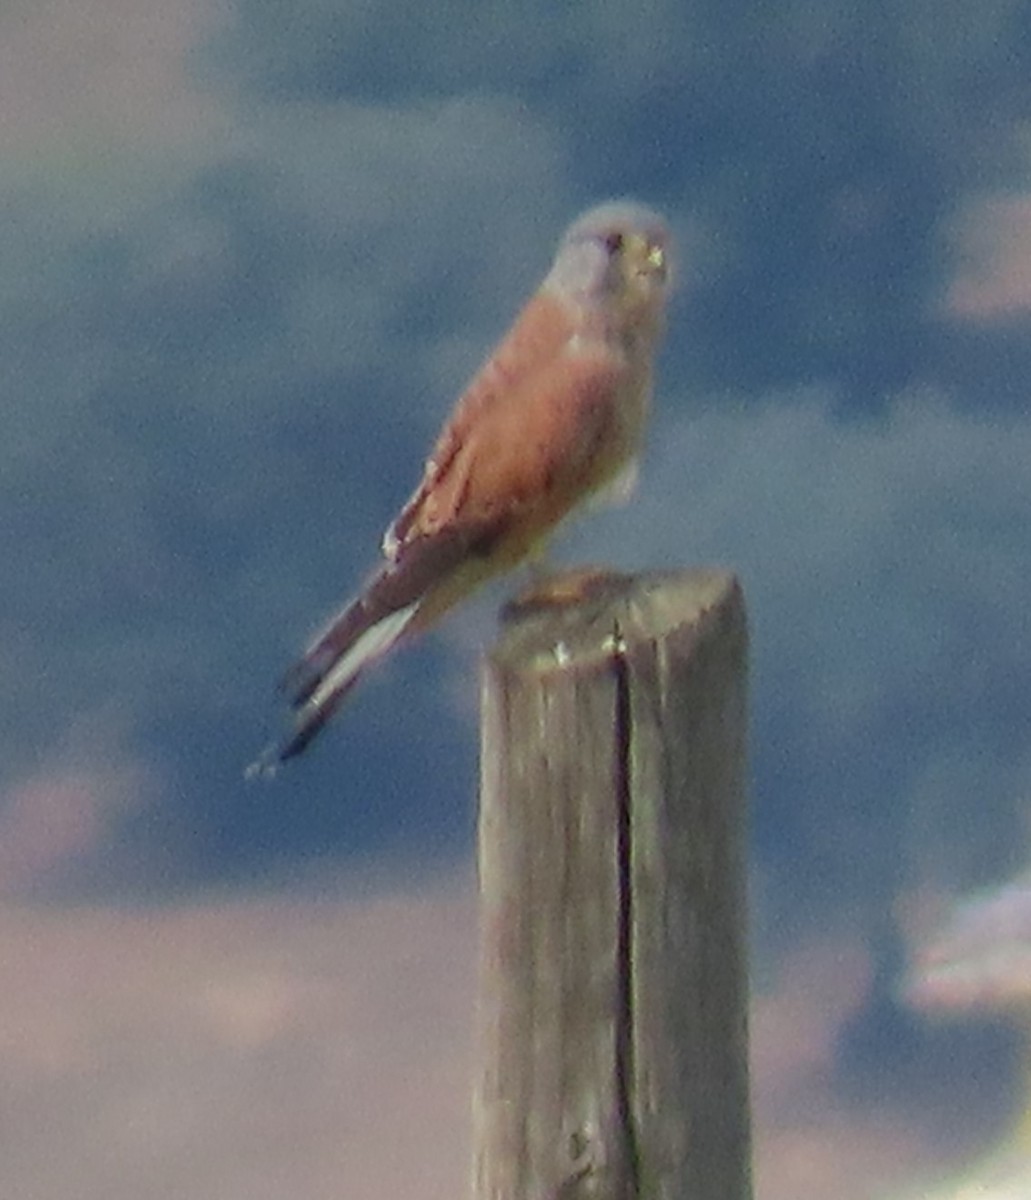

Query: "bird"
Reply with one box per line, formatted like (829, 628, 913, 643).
(248, 200, 673, 775)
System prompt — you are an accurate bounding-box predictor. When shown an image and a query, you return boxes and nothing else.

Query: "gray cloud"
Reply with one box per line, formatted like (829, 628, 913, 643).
(559, 388, 1031, 919)
(0, 42, 571, 866)
(4, 0, 1031, 911)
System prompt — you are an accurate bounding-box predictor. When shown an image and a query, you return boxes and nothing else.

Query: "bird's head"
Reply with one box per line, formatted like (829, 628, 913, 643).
(545, 200, 673, 335)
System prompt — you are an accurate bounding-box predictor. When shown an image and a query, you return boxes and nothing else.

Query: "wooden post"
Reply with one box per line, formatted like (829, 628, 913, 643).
(472, 568, 750, 1200)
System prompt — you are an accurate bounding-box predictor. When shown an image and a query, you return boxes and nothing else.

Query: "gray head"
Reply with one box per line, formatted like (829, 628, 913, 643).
(544, 200, 673, 324)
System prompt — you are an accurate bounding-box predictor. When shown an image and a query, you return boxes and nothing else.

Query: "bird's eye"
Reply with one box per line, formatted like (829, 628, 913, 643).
(604, 231, 624, 255)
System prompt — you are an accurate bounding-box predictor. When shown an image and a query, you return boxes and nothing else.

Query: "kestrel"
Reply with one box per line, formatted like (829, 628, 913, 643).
(250, 200, 672, 774)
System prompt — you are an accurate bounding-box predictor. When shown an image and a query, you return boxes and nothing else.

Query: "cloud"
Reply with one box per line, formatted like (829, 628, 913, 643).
(0, 29, 571, 857)
(0, 712, 164, 898)
(946, 195, 1031, 320)
(560, 388, 1031, 913)
(902, 871, 1031, 1015)
(0, 877, 1002, 1200)
(0, 881, 476, 1200)
(0, 0, 229, 163)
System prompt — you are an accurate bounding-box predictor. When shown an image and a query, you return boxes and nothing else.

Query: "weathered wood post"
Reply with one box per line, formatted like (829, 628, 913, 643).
(472, 568, 750, 1200)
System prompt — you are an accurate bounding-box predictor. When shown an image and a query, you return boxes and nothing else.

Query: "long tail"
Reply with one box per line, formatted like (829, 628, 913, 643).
(246, 575, 422, 777)
(246, 531, 473, 777)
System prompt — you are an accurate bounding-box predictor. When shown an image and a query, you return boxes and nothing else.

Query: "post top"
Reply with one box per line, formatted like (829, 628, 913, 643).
(492, 567, 741, 675)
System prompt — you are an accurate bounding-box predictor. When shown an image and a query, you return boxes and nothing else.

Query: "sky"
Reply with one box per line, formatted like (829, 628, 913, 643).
(4, 0, 1031, 1195)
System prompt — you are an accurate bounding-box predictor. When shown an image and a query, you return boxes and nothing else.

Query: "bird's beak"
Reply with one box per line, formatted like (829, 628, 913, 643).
(627, 235, 667, 284)
(646, 243, 667, 282)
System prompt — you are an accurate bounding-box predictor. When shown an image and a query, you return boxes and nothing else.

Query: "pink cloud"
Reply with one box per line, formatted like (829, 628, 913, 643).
(0, 0, 228, 159)
(0, 773, 115, 892)
(0, 715, 160, 897)
(0, 883, 475, 1200)
(946, 196, 1031, 320)
(0, 877, 994, 1199)
(751, 934, 945, 1200)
